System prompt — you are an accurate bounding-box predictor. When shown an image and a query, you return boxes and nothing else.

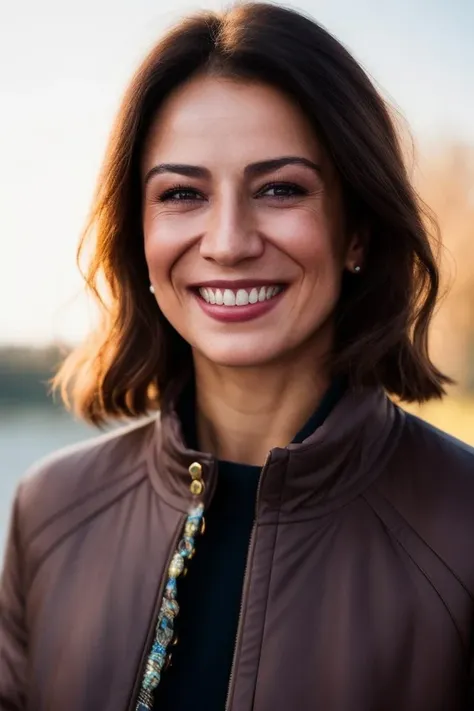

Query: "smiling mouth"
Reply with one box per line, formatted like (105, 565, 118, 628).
(197, 284, 284, 307)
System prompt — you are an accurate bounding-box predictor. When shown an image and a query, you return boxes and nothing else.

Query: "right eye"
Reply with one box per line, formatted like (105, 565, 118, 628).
(159, 186, 205, 203)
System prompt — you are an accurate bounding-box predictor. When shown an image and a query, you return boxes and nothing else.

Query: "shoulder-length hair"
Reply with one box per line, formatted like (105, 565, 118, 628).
(53, 1, 451, 425)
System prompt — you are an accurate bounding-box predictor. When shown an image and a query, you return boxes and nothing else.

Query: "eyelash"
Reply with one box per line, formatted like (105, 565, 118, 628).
(158, 185, 203, 203)
(157, 182, 308, 203)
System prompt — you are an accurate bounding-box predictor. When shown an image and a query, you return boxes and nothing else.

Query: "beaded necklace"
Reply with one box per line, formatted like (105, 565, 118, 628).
(135, 461, 205, 711)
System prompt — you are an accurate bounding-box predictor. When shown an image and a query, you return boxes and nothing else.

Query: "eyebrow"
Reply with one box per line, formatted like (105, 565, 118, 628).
(143, 156, 322, 185)
(245, 156, 322, 178)
(144, 163, 210, 183)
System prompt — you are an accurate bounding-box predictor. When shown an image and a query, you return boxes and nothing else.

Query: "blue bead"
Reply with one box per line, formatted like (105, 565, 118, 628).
(165, 579, 177, 598)
(159, 615, 173, 632)
(178, 537, 194, 557)
(152, 642, 166, 656)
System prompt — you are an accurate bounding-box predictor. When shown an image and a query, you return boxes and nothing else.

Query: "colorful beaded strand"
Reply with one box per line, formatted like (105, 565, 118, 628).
(135, 503, 205, 711)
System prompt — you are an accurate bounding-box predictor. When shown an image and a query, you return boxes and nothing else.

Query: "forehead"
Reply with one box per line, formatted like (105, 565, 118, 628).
(142, 75, 324, 174)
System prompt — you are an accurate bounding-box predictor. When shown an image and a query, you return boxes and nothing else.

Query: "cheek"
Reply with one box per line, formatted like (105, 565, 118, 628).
(261, 207, 339, 271)
(143, 213, 191, 282)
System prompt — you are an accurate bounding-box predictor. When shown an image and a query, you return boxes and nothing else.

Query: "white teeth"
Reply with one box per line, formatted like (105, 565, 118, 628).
(223, 289, 236, 306)
(236, 289, 249, 306)
(249, 288, 259, 304)
(198, 285, 282, 306)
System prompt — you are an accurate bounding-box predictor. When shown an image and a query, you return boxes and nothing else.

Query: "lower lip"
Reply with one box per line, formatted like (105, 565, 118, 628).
(192, 289, 285, 323)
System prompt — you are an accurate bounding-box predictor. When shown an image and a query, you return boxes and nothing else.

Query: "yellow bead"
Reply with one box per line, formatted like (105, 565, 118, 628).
(168, 554, 184, 578)
(190, 479, 204, 496)
(188, 462, 203, 479)
(185, 520, 198, 537)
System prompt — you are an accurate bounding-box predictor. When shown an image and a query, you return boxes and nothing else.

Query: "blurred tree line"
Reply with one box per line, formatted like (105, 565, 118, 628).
(0, 142, 473, 407)
(415, 142, 474, 393)
(0, 344, 69, 407)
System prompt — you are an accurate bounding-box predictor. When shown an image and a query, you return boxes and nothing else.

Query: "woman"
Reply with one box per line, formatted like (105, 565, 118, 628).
(1, 3, 474, 710)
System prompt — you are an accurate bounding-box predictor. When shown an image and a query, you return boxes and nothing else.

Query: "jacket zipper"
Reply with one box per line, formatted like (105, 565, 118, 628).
(224, 451, 272, 711)
(127, 512, 187, 711)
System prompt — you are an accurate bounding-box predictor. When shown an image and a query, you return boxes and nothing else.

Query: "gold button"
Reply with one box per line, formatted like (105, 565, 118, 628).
(190, 479, 204, 496)
(188, 462, 202, 479)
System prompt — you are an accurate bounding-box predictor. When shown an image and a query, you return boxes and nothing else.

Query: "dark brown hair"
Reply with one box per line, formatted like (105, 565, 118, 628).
(53, 1, 451, 424)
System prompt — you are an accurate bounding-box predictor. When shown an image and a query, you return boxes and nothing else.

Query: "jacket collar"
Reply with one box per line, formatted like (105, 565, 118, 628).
(146, 383, 404, 522)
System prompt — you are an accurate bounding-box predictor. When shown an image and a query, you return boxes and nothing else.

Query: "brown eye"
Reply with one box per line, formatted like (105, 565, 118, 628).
(257, 182, 307, 199)
(159, 186, 205, 202)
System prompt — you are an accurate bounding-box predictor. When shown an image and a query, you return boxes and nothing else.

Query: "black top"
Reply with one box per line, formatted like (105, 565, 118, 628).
(153, 381, 344, 710)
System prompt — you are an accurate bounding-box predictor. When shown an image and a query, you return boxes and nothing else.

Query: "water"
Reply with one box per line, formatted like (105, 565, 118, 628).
(0, 407, 96, 554)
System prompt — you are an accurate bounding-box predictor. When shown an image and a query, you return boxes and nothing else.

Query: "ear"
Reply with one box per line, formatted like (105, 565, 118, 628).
(344, 229, 368, 274)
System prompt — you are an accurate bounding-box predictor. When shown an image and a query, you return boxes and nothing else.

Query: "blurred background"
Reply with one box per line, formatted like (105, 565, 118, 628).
(1, 0, 473, 551)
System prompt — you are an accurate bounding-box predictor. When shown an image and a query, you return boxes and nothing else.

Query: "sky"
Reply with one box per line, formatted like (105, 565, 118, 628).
(0, 0, 473, 345)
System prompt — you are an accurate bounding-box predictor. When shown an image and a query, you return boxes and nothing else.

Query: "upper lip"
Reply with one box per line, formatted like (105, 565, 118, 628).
(190, 279, 285, 289)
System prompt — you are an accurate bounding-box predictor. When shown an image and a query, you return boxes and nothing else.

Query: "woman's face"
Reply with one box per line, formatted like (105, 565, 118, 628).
(142, 75, 362, 369)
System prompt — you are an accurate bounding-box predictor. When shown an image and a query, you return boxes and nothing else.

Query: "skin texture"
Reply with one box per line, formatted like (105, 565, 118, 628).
(141, 75, 364, 464)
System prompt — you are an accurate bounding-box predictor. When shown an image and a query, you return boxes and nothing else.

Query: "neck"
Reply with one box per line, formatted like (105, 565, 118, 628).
(193, 347, 331, 467)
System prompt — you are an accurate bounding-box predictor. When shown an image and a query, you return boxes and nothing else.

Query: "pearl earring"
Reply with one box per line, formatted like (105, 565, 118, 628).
(354, 265, 361, 273)
(149, 284, 155, 294)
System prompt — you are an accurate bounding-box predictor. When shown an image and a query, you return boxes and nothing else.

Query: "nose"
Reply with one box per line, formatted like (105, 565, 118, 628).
(199, 190, 264, 266)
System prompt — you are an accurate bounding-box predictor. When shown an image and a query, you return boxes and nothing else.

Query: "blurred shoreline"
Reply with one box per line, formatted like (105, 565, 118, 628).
(1, 343, 473, 445)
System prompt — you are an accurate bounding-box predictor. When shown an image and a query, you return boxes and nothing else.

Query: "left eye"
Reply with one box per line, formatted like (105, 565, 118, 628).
(258, 183, 306, 199)
(158, 186, 205, 203)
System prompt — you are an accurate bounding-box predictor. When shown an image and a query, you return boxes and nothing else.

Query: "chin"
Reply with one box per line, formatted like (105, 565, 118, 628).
(194, 339, 287, 369)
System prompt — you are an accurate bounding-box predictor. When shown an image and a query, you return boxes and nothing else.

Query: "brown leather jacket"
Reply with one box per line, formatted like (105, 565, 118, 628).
(1, 387, 474, 711)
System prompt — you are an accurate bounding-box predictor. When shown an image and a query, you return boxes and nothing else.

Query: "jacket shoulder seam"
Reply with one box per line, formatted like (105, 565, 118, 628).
(362, 489, 471, 657)
(368, 486, 473, 600)
(24, 461, 146, 547)
(25, 471, 147, 595)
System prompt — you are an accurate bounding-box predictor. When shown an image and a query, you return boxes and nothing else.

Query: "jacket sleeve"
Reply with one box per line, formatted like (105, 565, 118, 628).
(470, 657, 474, 710)
(0, 484, 28, 711)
